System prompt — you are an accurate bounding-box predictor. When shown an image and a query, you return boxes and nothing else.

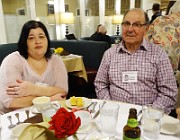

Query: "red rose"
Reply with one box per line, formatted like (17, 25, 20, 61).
(49, 107, 81, 138)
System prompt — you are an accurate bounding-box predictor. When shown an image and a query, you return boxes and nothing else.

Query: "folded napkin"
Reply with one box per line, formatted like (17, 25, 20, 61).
(12, 122, 65, 140)
(23, 114, 43, 124)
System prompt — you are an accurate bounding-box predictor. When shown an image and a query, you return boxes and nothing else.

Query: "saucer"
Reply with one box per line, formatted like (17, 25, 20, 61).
(160, 115, 180, 135)
(30, 106, 40, 114)
(76, 122, 95, 134)
(30, 101, 61, 114)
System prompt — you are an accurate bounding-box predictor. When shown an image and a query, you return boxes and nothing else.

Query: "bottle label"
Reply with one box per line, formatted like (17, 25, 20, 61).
(123, 135, 140, 140)
(127, 118, 138, 128)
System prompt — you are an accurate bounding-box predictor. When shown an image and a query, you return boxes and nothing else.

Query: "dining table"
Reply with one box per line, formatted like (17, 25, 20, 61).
(62, 54, 88, 82)
(0, 99, 180, 140)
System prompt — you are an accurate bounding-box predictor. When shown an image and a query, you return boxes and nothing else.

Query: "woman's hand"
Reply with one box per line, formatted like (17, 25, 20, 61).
(176, 108, 180, 120)
(7, 79, 67, 98)
(7, 79, 35, 97)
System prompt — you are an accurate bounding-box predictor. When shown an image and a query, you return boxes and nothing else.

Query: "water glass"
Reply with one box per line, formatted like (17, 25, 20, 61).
(99, 102, 119, 137)
(141, 105, 164, 140)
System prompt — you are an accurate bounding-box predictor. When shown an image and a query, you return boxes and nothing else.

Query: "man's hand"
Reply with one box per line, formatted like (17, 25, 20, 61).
(50, 93, 67, 101)
(176, 108, 180, 120)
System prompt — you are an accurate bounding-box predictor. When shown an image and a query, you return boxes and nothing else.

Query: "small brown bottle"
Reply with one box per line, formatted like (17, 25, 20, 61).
(123, 108, 141, 140)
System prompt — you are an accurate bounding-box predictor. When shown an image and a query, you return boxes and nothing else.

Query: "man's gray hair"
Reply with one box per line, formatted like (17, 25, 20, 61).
(99, 25, 107, 34)
(123, 8, 149, 24)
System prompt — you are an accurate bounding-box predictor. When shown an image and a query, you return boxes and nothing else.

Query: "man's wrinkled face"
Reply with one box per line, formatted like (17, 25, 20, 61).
(122, 9, 148, 46)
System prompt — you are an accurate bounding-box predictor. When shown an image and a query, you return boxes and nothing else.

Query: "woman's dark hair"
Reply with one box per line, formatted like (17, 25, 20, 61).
(165, 1, 176, 15)
(17, 20, 52, 59)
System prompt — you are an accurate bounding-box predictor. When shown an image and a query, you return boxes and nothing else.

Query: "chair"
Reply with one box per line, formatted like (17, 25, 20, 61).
(67, 69, 97, 99)
(65, 34, 77, 40)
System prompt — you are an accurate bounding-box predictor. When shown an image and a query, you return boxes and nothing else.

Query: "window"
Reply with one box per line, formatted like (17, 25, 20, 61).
(85, 9, 90, 16)
(76, 8, 80, 16)
(76, 9, 91, 16)
(47, 4, 54, 15)
(16, 7, 25, 15)
(65, 5, 69, 12)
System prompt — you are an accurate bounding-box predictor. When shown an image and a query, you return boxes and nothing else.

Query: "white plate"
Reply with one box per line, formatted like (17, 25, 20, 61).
(160, 115, 180, 135)
(30, 101, 61, 114)
(77, 122, 94, 134)
(66, 97, 91, 109)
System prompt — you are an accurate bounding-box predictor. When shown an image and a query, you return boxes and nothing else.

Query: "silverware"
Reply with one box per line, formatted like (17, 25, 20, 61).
(15, 113, 22, 125)
(7, 116, 16, 129)
(138, 116, 142, 125)
(89, 102, 97, 113)
(25, 110, 30, 119)
(137, 109, 142, 116)
(93, 101, 106, 119)
(87, 102, 94, 111)
(137, 109, 142, 125)
(0, 110, 4, 115)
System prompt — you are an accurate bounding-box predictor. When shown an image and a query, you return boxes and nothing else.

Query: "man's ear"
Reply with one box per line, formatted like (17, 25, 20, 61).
(144, 25, 150, 35)
(145, 24, 150, 31)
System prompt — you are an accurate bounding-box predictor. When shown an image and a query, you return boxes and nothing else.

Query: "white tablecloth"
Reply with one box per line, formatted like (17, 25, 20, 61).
(1, 99, 180, 140)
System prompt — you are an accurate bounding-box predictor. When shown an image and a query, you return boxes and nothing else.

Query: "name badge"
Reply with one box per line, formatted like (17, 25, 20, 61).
(122, 71, 138, 83)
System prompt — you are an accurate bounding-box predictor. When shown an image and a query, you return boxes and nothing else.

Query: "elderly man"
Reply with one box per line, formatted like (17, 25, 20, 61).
(90, 25, 111, 47)
(94, 8, 177, 114)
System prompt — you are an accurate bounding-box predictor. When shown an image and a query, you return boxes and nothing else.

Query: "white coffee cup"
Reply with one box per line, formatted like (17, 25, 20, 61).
(32, 96, 51, 112)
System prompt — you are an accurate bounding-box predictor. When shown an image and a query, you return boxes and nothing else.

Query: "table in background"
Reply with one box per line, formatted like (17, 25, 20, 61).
(1, 99, 180, 140)
(62, 54, 87, 82)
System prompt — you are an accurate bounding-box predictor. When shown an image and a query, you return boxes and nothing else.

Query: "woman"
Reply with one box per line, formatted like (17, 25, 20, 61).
(0, 20, 68, 113)
(145, 1, 180, 71)
(145, 1, 180, 119)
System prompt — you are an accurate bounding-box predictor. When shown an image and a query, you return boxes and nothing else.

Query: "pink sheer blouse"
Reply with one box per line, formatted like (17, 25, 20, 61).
(0, 51, 68, 110)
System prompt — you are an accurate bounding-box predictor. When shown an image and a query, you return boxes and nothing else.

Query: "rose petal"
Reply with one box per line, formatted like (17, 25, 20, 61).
(48, 107, 81, 138)
(67, 117, 81, 135)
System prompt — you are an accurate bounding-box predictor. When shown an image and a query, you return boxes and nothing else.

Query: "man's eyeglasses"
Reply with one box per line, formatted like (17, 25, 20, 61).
(121, 22, 147, 29)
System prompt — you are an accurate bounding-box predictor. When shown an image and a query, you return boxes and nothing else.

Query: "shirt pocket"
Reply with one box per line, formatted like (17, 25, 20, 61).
(137, 61, 157, 86)
(109, 61, 125, 83)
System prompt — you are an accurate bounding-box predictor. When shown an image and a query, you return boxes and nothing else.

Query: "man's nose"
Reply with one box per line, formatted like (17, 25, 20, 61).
(127, 24, 134, 30)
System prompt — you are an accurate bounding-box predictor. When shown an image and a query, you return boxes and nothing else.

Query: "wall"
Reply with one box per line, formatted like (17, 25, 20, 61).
(1, 0, 170, 43)
(2, 0, 170, 16)
(4, 15, 28, 42)
(65, 0, 78, 15)
(87, 0, 99, 16)
(35, 0, 48, 17)
(2, 0, 25, 15)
